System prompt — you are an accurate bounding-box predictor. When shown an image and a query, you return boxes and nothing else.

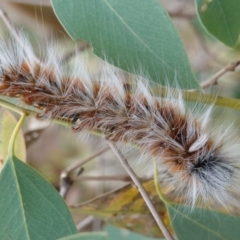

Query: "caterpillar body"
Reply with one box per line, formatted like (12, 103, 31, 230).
(0, 33, 240, 211)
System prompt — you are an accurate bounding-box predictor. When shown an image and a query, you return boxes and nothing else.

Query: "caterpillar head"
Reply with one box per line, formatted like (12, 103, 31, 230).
(155, 113, 240, 210)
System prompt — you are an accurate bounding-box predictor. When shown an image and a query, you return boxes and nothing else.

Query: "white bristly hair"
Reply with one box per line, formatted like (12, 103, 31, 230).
(0, 32, 240, 211)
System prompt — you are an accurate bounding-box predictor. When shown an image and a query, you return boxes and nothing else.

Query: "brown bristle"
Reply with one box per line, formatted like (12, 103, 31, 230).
(21, 61, 31, 74)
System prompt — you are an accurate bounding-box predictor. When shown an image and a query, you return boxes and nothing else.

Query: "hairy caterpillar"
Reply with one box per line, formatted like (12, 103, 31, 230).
(0, 32, 240, 211)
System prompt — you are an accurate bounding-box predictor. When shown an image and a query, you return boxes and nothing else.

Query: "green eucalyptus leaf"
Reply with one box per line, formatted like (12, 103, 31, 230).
(195, 0, 240, 47)
(51, 0, 198, 89)
(104, 224, 165, 240)
(167, 203, 240, 240)
(0, 156, 77, 239)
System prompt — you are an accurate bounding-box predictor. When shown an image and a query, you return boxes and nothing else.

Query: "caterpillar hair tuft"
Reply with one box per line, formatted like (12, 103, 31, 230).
(0, 32, 240, 211)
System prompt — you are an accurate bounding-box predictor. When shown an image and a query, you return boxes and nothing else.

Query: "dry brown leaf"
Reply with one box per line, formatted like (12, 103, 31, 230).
(72, 180, 173, 238)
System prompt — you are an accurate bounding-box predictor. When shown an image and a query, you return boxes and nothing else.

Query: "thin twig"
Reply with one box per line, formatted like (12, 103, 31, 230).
(59, 147, 109, 198)
(107, 141, 175, 240)
(201, 60, 240, 89)
(72, 175, 133, 182)
(10, 0, 51, 6)
(93, 149, 106, 231)
(64, 147, 109, 175)
(59, 177, 73, 199)
(168, 11, 196, 19)
(70, 183, 131, 208)
(76, 216, 95, 231)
